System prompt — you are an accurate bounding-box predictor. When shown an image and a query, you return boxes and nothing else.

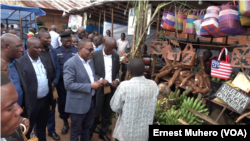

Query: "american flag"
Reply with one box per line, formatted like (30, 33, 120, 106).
(211, 60, 233, 79)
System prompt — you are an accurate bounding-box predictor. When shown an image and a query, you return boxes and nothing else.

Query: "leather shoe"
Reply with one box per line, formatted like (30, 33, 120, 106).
(94, 127, 100, 134)
(48, 133, 60, 140)
(61, 125, 69, 135)
(99, 134, 111, 141)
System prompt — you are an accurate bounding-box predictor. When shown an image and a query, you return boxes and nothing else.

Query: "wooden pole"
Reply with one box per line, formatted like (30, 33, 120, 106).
(215, 105, 227, 123)
(111, 8, 114, 37)
(35, 13, 37, 32)
(6, 19, 9, 30)
(19, 10, 23, 40)
(156, 7, 160, 40)
(98, 11, 101, 34)
(151, 54, 156, 80)
(104, 8, 106, 22)
(82, 12, 84, 27)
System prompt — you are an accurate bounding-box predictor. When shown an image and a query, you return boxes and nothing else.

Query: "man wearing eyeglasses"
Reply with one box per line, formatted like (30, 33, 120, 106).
(0, 33, 31, 120)
(55, 32, 78, 135)
(17, 37, 55, 141)
(64, 39, 103, 141)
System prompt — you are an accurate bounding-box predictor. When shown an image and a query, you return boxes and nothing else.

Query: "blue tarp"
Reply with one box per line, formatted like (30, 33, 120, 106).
(1, 4, 46, 26)
(86, 25, 103, 34)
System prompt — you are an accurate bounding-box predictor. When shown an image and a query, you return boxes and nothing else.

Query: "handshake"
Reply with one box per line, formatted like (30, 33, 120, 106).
(91, 78, 119, 89)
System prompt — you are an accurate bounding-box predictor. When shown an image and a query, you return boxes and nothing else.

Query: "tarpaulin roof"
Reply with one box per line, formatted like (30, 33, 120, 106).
(1, 4, 46, 26)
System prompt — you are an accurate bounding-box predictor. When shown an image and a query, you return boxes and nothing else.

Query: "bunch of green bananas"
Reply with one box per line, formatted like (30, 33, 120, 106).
(165, 107, 182, 125)
(180, 97, 209, 125)
(169, 89, 181, 99)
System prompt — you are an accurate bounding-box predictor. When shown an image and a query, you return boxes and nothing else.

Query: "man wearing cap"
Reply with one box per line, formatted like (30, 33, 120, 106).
(55, 32, 78, 135)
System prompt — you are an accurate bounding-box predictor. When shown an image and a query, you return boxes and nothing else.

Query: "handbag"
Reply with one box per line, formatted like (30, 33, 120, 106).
(161, 11, 169, 28)
(181, 43, 196, 66)
(185, 10, 200, 34)
(211, 48, 233, 79)
(219, 2, 247, 35)
(163, 6, 182, 33)
(231, 47, 250, 68)
(193, 10, 206, 38)
(150, 41, 165, 54)
(201, 6, 228, 37)
(239, 0, 250, 17)
(176, 9, 188, 33)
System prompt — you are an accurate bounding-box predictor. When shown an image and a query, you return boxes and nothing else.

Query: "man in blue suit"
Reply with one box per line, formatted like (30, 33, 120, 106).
(63, 39, 103, 141)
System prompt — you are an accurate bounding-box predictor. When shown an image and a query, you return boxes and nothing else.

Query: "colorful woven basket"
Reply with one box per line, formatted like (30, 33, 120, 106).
(219, 3, 247, 35)
(185, 10, 200, 34)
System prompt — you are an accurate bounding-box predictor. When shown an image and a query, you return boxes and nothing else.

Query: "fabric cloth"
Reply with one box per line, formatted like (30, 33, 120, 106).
(8, 59, 23, 106)
(49, 31, 61, 48)
(27, 54, 49, 99)
(95, 45, 117, 53)
(41, 48, 55, 80)
(103, 49, 113, 83)
(27, 31, 34, 39)
(116, 39, 129, 52)
(77, 54, 95, 96)
(110, 76, 159, 141)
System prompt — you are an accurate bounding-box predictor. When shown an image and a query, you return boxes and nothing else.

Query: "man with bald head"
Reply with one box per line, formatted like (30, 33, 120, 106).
(7, 29, 17, 35)
(88, 33, 95, 42)
(1, 33, 31, 119)
(77, 27, 86, 41)
(49, 25, 61, 48)
(110, 58, 159, 141)
(95, 36, 117, 53)
(92, 36, 102, 51)
(90, 37, 120, 141)
(17, 37, 55, 141)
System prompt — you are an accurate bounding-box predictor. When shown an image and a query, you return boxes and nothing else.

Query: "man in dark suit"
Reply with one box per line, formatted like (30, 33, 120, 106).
(90, 37, 120, 141)
(63, 39, 103, 141)
(17, 37, 54, 141)
(0, 33, 31, 118)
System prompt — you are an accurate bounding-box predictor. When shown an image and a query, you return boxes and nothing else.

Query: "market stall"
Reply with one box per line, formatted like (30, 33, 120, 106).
(150, 1, 250, 125)
(1, 4, 46, 44)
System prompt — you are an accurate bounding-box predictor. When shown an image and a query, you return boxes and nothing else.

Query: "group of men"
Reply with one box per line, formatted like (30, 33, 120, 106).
(1, 25, 159, 141)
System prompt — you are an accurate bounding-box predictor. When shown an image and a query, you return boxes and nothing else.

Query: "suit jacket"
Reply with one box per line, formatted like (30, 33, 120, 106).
(64, 55, 98, 114)
(17, 54, 54, 110)
(14, 61, 32, 118)
(92, 49, 120, 93)
(24, 45, 60, 85)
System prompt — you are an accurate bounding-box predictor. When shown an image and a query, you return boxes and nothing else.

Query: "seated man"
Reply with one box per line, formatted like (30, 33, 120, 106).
(110, 58, 159, 141)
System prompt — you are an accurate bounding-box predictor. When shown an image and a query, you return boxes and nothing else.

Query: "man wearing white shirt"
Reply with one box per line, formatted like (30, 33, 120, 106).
(49, 25, 61, 48)
(116, 33, 130, 53)
(90, 37, 120, 141)
(17, 37, 54, 141)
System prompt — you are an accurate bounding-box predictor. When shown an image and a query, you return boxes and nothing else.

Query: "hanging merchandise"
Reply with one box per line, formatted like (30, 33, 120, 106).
(231, 47, 250, 68)
(199, 10, 212, 37)
(239, 14, 250, 26)
(185, 10, 200, 34)
(181, 43, 196, 66)
(162, 6, 182, 33)
(237, 0, 250, 26)
(218, 3, 247, 35)
(211, 48, 233, 80)
(193, 10, 206, 38)
(161, 11, 169, 29)
(166, 44, 182, 61)
(238, 0, 250, 17)
(176, 9, 188, 34)
(201, 6, 228, 37)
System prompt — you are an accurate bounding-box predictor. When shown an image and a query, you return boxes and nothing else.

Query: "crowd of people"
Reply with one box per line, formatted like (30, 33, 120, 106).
(1, 24, 159, 141)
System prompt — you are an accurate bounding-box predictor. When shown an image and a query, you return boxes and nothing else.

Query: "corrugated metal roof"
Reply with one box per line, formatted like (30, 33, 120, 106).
(22, 0, 90, 12)
(68, 0, 115, 13)
(0, 0, 26, 6)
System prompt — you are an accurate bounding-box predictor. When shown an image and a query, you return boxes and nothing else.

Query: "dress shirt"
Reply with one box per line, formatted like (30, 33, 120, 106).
(92, 42, 96, 51)
(49, 31, 60, 48)
(103, 49, 112, 83)
(110, 76, 159, 141)
(116, 39, 130, 52)
(1, 138, 6, 141)
(27, 54, 49, 99)
(78, 54, 95, 96)
(8, 59, 23, 106)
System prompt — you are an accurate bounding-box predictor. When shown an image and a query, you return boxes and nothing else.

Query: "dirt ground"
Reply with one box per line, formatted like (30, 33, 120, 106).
(30, 105, 112, 141)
